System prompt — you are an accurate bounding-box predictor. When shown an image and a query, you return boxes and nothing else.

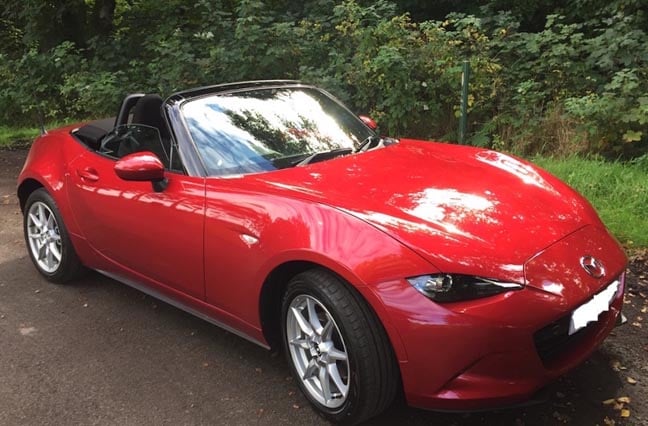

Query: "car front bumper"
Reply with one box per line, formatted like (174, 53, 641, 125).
(370, 224, 627, 411)
(376, 274, 625, 411)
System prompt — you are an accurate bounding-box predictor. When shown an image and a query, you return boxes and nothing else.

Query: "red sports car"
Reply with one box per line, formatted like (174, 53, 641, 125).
(18, 81, 627, 424)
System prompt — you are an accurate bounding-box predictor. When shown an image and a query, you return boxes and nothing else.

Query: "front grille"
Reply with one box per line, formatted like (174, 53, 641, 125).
(533, 313, 592, 365)
(534, 277, 622, 365)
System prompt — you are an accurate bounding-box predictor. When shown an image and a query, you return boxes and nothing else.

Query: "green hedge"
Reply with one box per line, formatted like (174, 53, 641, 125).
(1, 0, 646, 158)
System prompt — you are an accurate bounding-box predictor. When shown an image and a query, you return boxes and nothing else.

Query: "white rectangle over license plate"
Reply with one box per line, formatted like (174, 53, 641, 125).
(569, 280, 619, 335)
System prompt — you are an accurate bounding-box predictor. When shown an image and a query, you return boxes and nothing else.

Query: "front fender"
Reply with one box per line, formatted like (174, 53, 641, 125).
(200, 177, 439, 363)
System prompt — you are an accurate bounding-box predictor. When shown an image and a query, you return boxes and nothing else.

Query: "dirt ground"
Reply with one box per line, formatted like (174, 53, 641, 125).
(0, 148, 646, 425)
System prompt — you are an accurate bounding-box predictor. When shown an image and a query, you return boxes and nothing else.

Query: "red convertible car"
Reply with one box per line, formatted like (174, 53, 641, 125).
(18, 81, 626, 424)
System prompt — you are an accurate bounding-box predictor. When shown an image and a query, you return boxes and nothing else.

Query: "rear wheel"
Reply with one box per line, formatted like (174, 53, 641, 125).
(24, 188, 84, 283)
(282, 269, 398, 424)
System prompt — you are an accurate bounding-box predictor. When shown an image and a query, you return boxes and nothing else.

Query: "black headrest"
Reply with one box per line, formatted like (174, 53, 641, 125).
(132, 94, 163, 125)
(132, 94, 169, 138)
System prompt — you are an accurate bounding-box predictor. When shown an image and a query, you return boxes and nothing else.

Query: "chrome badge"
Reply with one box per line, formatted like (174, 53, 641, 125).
(580, 255, 606, 278)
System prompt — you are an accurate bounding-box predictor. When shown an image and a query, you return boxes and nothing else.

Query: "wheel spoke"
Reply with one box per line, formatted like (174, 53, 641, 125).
(28, 231, 41, 239)
(29, 213, 42, 229)
(328, 347, 347, 362)
(327, 364, 348, 397)
(46, 212, 55, 229)
(49, 242, 62, 261)
(45, 246, 54, 268)
(291, 306, 314, 337)
(321, 320, 334, 340)
(289, 338, 311, 350)
(37, 204, 46, 227)
(37, 241, 47, 261)
(319, 364, 332, 403)
(302, 359, 318, 380)
(306, 297, 323, 335)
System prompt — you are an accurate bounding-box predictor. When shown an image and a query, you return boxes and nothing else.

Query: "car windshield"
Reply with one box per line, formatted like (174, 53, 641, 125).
(181, 86, 374, 176)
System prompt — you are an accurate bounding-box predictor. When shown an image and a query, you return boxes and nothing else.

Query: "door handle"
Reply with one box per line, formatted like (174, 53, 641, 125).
(77, 167, 99, 182)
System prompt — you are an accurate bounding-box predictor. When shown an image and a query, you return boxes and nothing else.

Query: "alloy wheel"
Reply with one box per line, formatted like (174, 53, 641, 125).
(26, 201, 62, 273)
(286, 294, 350, 409)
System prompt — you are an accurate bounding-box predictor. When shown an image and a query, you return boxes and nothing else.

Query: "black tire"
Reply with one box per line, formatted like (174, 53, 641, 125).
(23, 188, 85, 283)
(281, 269, 398, 425)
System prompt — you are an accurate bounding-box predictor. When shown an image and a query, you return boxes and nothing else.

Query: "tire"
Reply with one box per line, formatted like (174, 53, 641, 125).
(281, 269, 398, 424)
(23, 188, 85, 283)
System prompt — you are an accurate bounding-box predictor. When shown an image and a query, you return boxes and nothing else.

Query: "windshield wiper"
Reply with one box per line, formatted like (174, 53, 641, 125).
(293, 148, 353, 167)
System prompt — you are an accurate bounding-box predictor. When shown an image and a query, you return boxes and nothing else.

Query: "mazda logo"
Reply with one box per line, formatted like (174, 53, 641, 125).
(580, 255, 606, 278)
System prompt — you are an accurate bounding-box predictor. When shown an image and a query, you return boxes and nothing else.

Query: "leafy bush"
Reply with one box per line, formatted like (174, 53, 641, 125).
(0, 0, 646, 158)
(0, 42, 83, 124)
(299, 2, 501, 139)
(484, 9, 648, 156)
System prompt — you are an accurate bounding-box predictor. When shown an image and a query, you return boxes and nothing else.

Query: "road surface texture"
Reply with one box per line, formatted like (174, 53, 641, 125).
(1, 149, 646, 425)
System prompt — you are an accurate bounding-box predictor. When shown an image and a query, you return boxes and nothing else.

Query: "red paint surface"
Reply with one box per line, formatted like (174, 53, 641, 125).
(358, 115, 378, 130)
(114, 151, 165, 181)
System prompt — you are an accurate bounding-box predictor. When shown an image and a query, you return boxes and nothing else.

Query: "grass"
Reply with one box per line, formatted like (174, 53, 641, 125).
(533, 156, 648, 249)
(0, 126, 645, 248)
(0, 125, 41, 149)
(0, 121, 77, 149)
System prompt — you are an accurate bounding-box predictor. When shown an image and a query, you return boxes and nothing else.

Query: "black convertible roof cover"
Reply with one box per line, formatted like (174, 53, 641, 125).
(72, 117, 115, 150)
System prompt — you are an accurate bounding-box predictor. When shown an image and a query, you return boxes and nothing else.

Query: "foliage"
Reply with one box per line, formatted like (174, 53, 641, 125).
(534, 155, 648, 248)
(485, 7, 648, 157)
(0, 0, 646, 158)
(0, 42, 83, 122)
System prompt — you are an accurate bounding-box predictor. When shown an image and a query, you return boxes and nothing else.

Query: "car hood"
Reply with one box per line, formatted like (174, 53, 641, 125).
(249, 140, 603, 283)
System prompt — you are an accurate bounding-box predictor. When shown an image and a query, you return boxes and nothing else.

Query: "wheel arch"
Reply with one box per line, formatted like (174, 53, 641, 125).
(17, 171, 88, 262)
(258, 258, 409, 364)
(259, 260, 318, 351)
(17, 178, 45, 212)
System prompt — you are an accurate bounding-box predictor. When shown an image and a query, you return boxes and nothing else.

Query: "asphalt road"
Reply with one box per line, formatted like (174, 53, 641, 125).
(1, 149, 646, 425)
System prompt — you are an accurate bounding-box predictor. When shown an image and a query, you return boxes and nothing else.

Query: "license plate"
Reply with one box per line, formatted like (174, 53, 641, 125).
(569, 280, 620, 335)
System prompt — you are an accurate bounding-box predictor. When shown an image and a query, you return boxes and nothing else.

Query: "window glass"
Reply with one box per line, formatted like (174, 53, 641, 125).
(181, 87, 374, 176)
(99, 124, 170, 167)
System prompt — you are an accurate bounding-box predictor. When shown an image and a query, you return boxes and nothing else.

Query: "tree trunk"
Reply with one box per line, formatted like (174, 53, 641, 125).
(93, 0, 116, 37)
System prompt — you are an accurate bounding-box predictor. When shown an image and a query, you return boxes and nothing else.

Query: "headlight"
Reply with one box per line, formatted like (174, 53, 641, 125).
(406, 274, 523, 303)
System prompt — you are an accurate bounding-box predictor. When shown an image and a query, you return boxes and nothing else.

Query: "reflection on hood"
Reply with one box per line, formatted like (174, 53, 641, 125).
(253, 140, 601, 281)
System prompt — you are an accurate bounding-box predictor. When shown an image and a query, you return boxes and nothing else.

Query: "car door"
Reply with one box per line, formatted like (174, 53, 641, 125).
(66, 136, 206, 299)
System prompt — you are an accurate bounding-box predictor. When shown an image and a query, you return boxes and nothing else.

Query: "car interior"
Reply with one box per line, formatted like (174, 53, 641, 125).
(72, 94, 183, 172)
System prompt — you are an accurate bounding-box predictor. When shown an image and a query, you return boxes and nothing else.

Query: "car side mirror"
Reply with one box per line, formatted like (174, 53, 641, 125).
(358, 115, 378, 131)
(114, 151, 167, 192)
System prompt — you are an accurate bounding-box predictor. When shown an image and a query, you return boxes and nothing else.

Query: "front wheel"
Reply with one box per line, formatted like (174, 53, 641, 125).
(24, 188, 84, 283)
(282, 269, 398, 424)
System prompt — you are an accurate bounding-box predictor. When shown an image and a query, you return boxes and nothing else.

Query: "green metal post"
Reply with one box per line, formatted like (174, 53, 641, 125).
(459, 60, 471, 144)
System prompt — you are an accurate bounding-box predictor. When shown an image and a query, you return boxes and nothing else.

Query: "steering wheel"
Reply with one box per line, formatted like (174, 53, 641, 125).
(100, 128, 140, 157)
